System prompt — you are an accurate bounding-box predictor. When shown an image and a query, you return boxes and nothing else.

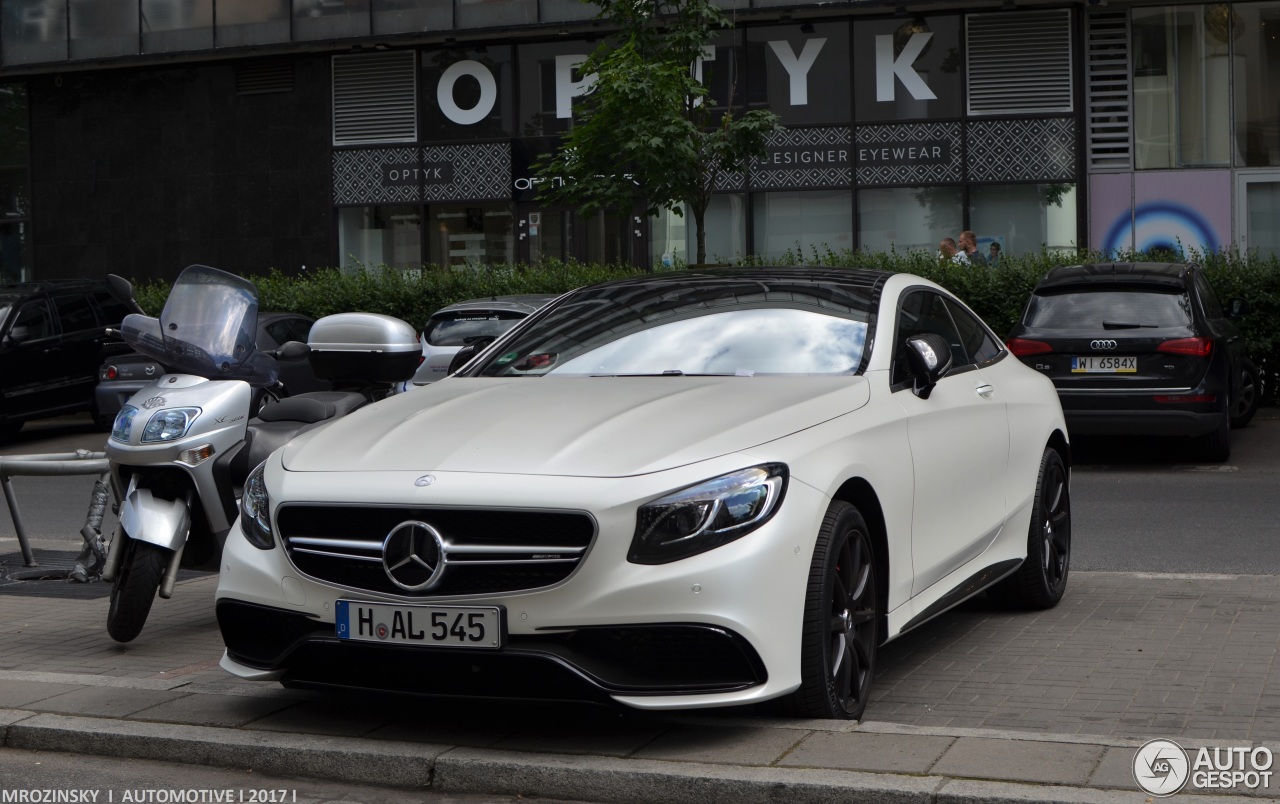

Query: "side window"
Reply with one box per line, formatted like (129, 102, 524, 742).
(283, 317, 314, 343)
(261, 320, 291, 348)
(9, 300, 53, 342)
(893, 290, 967, 385)
(93, 291, 130, 326)
(1193, 274, 1224, 320)
(53, 294, 97, 334)
(944, 298, 1004, 367)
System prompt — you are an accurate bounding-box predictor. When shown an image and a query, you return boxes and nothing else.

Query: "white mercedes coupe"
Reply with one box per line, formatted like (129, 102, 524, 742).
(215, 267, 1071, 720)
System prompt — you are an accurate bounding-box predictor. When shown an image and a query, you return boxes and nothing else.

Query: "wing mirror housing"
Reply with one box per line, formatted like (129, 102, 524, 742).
(106, 274, 146, 315)
(447, 335, 497, 376)
(905, 333, 953, 399)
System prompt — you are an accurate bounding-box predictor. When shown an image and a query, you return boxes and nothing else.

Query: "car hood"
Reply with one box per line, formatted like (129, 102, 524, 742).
(281, 375, 870, 477)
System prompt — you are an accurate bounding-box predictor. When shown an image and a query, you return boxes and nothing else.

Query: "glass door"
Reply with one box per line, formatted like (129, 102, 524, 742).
(1235, 172, 1280, 258)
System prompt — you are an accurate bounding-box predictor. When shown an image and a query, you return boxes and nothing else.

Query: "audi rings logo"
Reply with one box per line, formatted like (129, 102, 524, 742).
(1091, 339, 1118, 350)
(1134, 739, 1190, 797)
(382, 521, 446, 591)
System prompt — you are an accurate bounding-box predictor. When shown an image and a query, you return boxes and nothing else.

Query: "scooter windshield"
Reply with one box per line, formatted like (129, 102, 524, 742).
(119, 265, 279, 386)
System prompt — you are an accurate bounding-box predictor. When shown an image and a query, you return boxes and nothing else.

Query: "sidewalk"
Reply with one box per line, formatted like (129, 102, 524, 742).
(1, 538, 1278, 803)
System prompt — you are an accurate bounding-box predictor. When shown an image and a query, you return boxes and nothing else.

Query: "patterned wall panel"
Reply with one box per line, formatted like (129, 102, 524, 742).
(967, 118, 1076, 182)
(750, 127, 851, 190)
(333, 144, 512, 204)
(854, 123, 962, 186)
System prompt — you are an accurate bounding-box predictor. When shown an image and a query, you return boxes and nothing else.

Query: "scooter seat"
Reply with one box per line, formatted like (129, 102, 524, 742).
(257, 391, 368, 424)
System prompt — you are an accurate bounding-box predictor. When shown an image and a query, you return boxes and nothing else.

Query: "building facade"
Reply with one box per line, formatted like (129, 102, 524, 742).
(0, 0, 1273, 282)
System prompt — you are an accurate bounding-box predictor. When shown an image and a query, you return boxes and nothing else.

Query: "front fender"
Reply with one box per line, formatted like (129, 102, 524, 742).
(119, 488, 191, 551)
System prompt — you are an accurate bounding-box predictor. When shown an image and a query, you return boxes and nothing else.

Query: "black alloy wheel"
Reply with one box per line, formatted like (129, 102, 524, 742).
(788, 501, 878, 720)
(1231, 358, 1261, 429)
(991, 448, 1071, 609)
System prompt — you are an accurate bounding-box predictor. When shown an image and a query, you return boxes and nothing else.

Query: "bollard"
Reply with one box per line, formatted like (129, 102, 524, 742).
(0, 450, 111, 567)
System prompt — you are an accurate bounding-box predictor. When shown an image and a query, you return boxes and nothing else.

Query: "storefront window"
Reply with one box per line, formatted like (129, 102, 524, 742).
(373, 0, 450, 35)
(457, 0, 534, 30)
(1132, 6, 1231, 169)
(858, 186, 961, 255)
(70, 0, 139, 60)
(216, 0, 289, 48)
(754, 190, 852, 260)
(2, 0, 68, 63)
(651, 195, 747, 267)
(292, 0, 370, 41)
(746, 23, 850, 125)
(141, 0, 213, 53)
(422, 46, 513, 140)
(428, 203, 513, 267)
(338, 205, 421, 271)
(969, 183, 1078, 255)
(1231, 3, 1280, 166)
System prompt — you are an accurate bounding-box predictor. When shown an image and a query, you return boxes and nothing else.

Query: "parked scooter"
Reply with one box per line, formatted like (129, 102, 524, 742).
(102, 264, 419, 642)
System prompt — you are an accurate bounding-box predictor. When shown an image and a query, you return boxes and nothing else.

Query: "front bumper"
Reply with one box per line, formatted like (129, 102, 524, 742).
(214, 457, 830, 709)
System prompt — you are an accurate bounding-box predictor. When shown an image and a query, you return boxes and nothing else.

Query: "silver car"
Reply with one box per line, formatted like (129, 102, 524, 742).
(398, 295, 557, 391)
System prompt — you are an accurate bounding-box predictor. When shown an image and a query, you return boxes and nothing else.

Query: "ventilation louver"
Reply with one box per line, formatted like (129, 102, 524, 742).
(1084, 11, 1133, 172)
(967, 10, 1073, 115)
(237, 62, 294, 96)
(332, 51, 417, 146)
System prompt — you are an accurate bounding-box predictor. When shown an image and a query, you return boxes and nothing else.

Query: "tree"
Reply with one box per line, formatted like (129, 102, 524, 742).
(534, 0, 782, 266)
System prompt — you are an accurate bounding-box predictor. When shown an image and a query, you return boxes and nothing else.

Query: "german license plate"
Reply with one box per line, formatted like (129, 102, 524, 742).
(335, 600, 503, 649)
(1071, 355, 1136, 373)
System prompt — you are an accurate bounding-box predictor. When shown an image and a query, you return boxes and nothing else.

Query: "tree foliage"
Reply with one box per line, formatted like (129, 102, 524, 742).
(534, 0, 782, 265)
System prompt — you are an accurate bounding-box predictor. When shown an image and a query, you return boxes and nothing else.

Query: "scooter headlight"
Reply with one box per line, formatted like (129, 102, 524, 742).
(240, 461, 274, 550)
(110, 405, 139, 443)
(141, 407, 201, 443)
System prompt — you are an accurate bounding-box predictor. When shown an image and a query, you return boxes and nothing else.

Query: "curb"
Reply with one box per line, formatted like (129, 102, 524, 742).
(2, 709, 1273, 803)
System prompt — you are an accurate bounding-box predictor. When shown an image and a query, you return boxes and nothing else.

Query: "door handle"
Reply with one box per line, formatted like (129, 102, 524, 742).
(976, 384, 995, 399)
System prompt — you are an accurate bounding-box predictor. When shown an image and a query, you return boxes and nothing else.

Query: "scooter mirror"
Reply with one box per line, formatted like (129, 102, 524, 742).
(106, 274, 145, 315)
(271, 341, 311, 361)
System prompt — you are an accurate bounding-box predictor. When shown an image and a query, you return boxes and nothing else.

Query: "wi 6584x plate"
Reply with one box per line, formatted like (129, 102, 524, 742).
(335, 600, 504, 648)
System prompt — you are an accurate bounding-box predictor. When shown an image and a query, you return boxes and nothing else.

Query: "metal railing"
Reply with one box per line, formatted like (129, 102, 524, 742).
(0, 450, 113, 574)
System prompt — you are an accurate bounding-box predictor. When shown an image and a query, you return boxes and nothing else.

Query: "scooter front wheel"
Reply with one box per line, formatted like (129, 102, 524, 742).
(106, 539, 168, 643)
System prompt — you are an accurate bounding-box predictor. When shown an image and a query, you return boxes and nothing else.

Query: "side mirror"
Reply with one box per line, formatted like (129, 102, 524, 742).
(107, 274, 145, 315)
(905, 333, 953, 399)
(269, 340, 311, 361)
(448, 335, 496, 376)
(6, 324, 29, 344)
(1227, 298, 1250, 318)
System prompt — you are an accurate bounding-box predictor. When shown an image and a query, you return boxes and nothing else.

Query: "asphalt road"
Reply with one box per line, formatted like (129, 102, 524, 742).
(4, 411, 1280, 574)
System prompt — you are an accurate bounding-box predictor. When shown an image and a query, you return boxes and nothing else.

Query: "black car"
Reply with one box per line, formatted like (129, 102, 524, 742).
(94, 312, 329, 430)
(1005, 262, 1258, 461)
(0, 280, 133, 440)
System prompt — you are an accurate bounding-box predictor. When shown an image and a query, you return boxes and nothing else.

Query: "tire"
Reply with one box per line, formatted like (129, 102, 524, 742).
(1230, 358, 1261, 429)
(1200, 409, 1231, 462)
(106, 538, 168, 643)
(785, 501, 878, 720)
(990, 448, 1071, 610)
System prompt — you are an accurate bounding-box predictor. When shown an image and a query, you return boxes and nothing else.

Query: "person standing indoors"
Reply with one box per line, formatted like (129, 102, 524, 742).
(959, 230, 987, 266)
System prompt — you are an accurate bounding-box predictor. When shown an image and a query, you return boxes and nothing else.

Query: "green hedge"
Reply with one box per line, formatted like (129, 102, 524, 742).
(132, 249, 1280, 403)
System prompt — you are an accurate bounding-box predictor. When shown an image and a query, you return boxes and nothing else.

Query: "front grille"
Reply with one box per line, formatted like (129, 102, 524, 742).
(278, 505, 596, 598)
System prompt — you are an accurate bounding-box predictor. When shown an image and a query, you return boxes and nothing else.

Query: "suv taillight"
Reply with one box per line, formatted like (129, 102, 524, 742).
(1157, 338, 1212, 357)
(1006, 338, 1053, 356)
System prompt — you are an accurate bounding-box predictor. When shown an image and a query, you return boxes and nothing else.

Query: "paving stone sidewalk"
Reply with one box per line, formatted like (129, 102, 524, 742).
(1, 538, 1278, 802)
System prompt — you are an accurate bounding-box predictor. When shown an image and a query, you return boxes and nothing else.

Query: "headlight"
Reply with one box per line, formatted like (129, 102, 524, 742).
(629, 464, 787, 564)
(141, 407, 201, 443)
(110, 405, 139, 442)
(240, 461, 274, 550)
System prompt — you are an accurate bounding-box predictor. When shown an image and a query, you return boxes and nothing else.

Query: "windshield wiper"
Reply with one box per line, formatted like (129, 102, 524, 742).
(1102, 320, 1159, 329)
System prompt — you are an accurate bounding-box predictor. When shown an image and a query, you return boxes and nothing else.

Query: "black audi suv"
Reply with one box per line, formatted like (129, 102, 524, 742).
(1005, 262, 1258, 461)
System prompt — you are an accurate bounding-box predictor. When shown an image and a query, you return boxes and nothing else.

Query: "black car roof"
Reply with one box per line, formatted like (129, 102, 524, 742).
(1036, 262, 1191, 292)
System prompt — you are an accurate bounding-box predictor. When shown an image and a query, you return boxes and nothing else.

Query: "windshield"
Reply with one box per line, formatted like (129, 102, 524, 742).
(472, 277, 873, 377)
(1025, 288, 1192, 329)
(426, 311, 527, 347)
(119, 265, 278, 386)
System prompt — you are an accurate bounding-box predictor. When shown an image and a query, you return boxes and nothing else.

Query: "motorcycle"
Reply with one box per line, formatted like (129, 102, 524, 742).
(101, 264, 420, 642)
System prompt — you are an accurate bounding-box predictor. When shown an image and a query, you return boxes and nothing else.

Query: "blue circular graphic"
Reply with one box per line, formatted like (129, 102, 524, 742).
(1102, 202, 1220, 255)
